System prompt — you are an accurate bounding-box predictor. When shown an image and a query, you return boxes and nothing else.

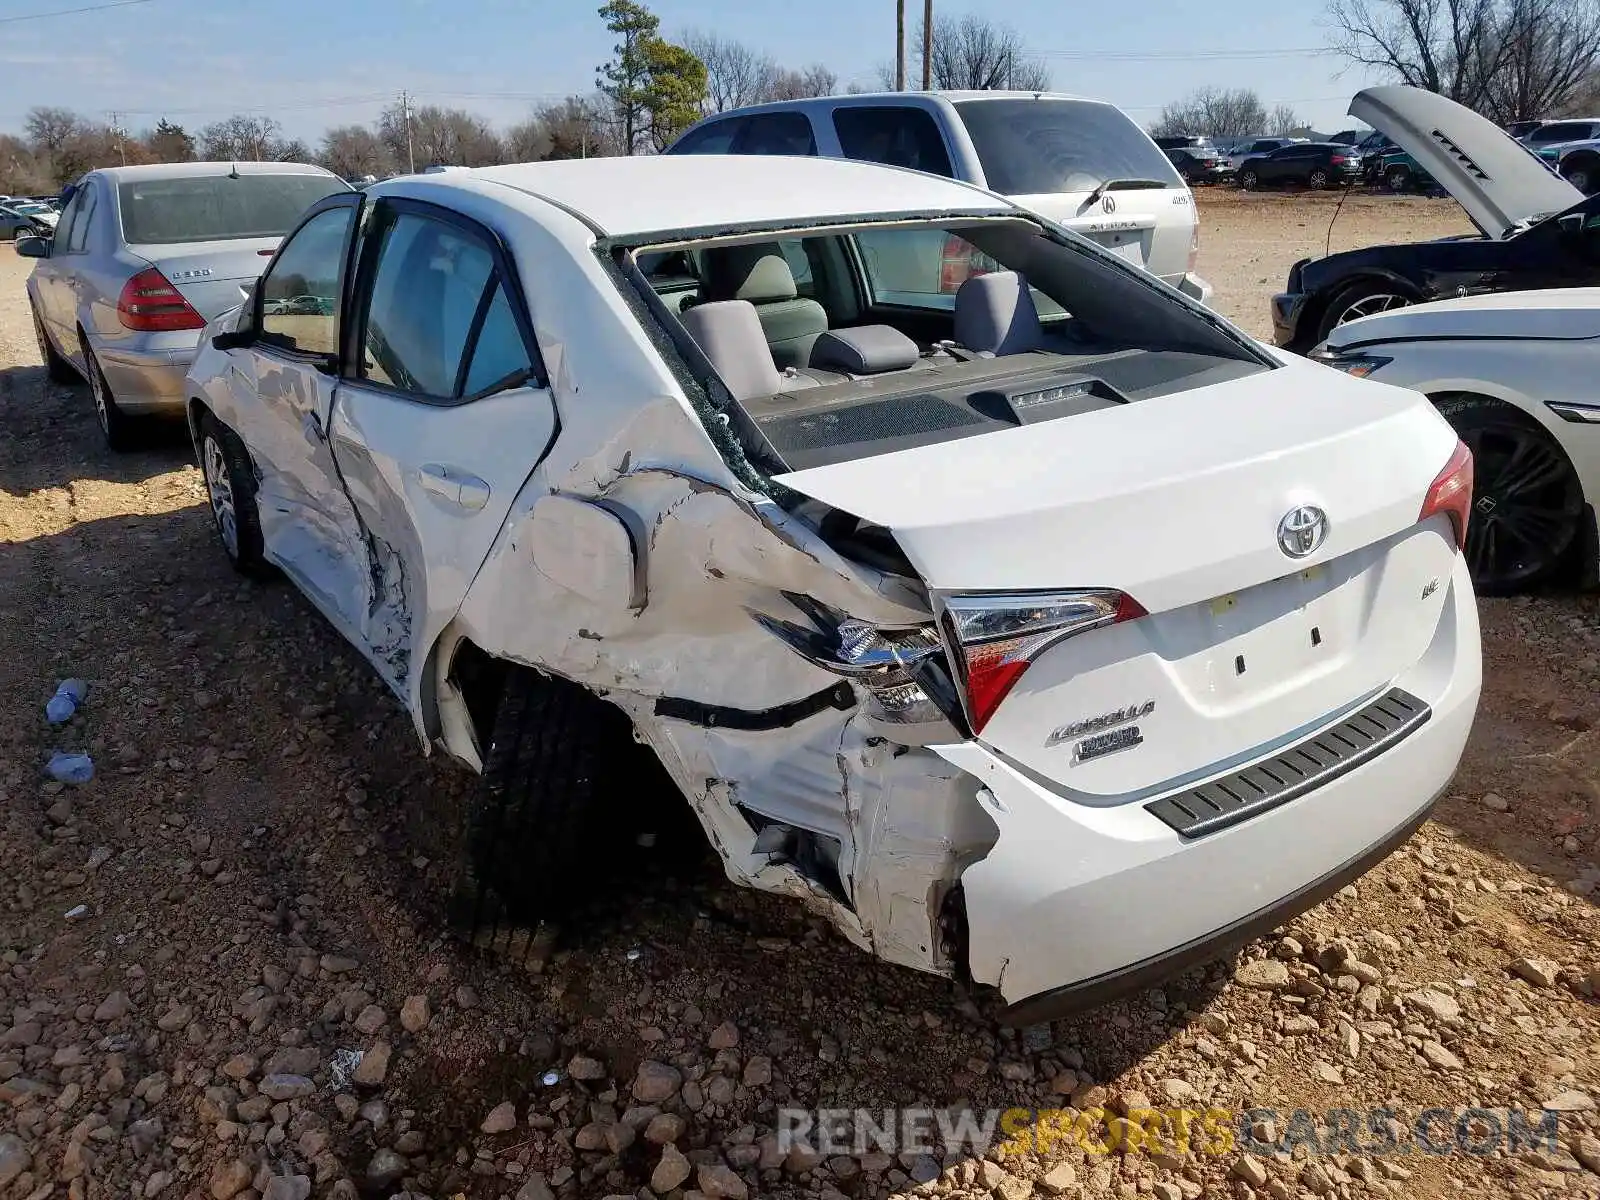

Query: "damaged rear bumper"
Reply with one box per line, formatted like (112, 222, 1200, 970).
(934, 555, 1480, 1019)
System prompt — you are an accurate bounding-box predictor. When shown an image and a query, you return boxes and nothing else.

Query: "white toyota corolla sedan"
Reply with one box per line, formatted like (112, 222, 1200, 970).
(184, 155, 1481, 1020)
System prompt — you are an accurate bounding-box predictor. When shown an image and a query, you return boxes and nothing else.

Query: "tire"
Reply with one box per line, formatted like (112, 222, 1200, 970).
(32, 304, 77, 384)
(1239, 169, 1259, 191)
(1385, 165, 1412, 193)
(1435, 394, 1585, 594)
(1562, 157, 1597, 194)
(1308, 167, 1330, 190)
(81, 337, 137, 451)
(1314, 280, 1414, 342)
(196, 410, 269, 577)
(455, 668, 663, 935)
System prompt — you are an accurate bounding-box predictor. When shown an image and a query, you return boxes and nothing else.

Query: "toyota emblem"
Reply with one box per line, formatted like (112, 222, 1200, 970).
(1101, 193, 1117, 214)
(1277, 505, 1328, 558)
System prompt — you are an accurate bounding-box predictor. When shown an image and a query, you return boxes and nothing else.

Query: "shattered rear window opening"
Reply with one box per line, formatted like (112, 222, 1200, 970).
(617, 215, 1274, 478)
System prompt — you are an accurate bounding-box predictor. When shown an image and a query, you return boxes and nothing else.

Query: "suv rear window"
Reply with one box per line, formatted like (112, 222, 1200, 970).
(953, 98, 1183, 195)
(118, 173, 349, 245)
(832, 107, 954, 177)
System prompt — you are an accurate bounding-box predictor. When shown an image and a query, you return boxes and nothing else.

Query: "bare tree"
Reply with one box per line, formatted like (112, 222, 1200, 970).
(376, 102, 504, 167)
(1328, 0, 1600, 119)
(761, 64, 839, 101)
(917, 14, 1051, 90)
(681, 29, 774, 112)
(1150, 88, 1272, 138)
(199, 115, 287, 161)
(24, 107, 83, 160)
(321, 125, 392, 177)
(1267, 103, 1306, 135)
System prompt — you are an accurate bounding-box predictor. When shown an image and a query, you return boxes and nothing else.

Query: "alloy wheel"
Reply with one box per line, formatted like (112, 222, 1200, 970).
(1240, 170, 1258, 190)
(1332, 292, 1408, 328)
(87, 356, 110, 434)
(1308, 168, 1329, 189)
(203, 435, 240, 560)
(1459, 424, 1583, 590)
(33, 312, 50, 364)
(1567, 167, 1591, 193)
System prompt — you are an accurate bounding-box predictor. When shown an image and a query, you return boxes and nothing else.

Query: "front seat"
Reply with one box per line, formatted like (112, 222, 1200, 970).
(701, 243, 827, 369)
(953, 270, 1045, 356)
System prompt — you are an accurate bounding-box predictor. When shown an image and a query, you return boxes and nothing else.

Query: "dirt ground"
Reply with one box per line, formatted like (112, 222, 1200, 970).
(0, 191, 1596, 1200)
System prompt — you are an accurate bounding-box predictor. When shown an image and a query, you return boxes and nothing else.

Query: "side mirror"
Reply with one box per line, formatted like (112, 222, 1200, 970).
(212, 282, 263, 351)
(14, 235, 49, 258)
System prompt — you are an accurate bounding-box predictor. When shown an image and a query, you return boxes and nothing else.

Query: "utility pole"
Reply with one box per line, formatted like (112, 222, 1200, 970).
(895, 0, 905, 90)
(108, 111, 126, 165)
(400, 90, 415, 174)
(921, 0, 932, 90)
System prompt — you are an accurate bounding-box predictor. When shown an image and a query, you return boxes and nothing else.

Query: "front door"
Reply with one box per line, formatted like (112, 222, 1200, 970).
(325, 199, 558, 704)
(229, 192, 374, 638)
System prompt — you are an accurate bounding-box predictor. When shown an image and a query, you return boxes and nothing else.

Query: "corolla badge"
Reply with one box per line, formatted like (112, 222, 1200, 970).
(1046, 700, 1154, 749)
(1277, 505, 1328, 558)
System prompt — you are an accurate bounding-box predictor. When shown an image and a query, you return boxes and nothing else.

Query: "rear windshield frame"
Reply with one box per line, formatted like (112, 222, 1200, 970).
(953, 98, 1185, 195)
(116, 173, 351, 246)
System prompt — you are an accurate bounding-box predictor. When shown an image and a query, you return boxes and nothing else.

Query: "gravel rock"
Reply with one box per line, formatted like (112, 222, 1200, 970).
(0, 1135, 30, 1188)
(481, 1101, 519, 1134)
(1511, 957, 1560, 987)
(651, 1144, 692, 1193)
(320, 954, 359, 974)
(1422, 1041, 1463, 1070)
(260, 1074, 314, 1101)
(514, 1174, 555, 1200)
(568, 1054, 607, 1081)
(1544, 1089, 1595, 1112)
(633, 1060, 683, 1103)
(210, 1158, 253, 1200)
(94, 991, 132, 1021)
(1039, 1162, 1076, 1194)
(645, 1112, 686, 1145)
(708, 1021, 740, 1049)
(399, 995, 431, 1033)
(1235, 959, 1291, 990)
(1406, 988, 1460, 1022)
(1232, 1156, 1269, 1186)
(365, 1149, 406, 1188)
(351, 1039, 390, 1086)
(352, 1004, 386, 1035)
(696, 1162, 749, 1199)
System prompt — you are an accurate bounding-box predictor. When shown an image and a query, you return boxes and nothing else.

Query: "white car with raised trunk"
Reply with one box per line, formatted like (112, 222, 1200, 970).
(184, 154, 1481, 1019)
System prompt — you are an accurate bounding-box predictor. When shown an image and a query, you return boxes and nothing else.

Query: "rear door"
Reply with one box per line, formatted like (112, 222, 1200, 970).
(326, 197, 557, 700)
(228, 192, 374, 638)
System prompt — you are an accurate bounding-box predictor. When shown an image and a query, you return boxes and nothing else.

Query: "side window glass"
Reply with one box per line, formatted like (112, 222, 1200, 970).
(358, 212, 495, 398)
(832, 107, 954, 178)
(735, 113, 817, 156)
(53, 188, 84, 249)
(259, 205, 354, 357)
(672, 120, 741, 154)
(776, 239, 815, 296)
(66, 188, 96, 253)
(461, 282, 534, 396)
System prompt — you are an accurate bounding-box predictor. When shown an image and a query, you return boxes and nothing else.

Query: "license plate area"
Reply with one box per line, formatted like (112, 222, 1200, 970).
(1196, 565, 1338, 701)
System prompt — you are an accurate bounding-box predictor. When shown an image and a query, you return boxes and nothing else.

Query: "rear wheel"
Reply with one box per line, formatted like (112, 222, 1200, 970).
(32, 305, 77, 384)
(81, 338, 136, 452)
(1385, 165, 1413, 192)
(454, 668, 681, 942)
(197, 410, 269, 577)
(1435, 394, 1585, 594)
(1562, 155, 1597, 194)
(1239, 169, 1259, 190)
(1307, 167, 1330, 190)
(1315, 281, 1413, 341)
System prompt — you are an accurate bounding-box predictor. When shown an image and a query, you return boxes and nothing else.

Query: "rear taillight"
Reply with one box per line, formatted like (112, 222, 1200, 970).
(117, 267, 205, 332)
(1419, 439, 1474, 551)
(943, 590, 1147, 733)
(1330, 154, 1347, 165)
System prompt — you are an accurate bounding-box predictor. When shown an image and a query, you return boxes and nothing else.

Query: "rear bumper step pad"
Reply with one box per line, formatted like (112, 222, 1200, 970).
(1144, 687, 1431, 839)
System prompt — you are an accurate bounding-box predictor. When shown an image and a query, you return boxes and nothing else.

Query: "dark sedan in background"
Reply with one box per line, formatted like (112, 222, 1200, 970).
(1163, 145, 1234, 185)
(1236, 142, 1363, 190)
(1272, 86, 1596, 351)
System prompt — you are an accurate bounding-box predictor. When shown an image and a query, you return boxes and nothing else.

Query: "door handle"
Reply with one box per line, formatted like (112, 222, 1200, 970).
(418, 464, 490, 510)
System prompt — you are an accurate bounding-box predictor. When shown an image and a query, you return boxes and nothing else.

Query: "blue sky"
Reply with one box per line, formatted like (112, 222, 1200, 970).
(0, 0, 1386, 141)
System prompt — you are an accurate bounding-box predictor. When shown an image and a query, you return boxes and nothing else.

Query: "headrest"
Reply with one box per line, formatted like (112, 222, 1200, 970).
(808, 325, 920, 375)
(704, 243, 799, 304)
(679, 300, 783, 400)
(953, 270, 1044, 356)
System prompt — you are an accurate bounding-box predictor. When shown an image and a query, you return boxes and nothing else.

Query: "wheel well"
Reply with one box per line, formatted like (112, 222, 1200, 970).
(446, 638, 512, 750)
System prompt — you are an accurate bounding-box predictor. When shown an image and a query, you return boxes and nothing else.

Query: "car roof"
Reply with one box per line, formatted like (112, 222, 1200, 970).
(88, 161, 338, 183)
(397, 155, 1015, 239)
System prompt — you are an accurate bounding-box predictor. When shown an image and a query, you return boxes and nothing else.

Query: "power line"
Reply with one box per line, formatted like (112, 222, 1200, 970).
(0, 0, 159, 24)
(1032, 45, 1332, 61)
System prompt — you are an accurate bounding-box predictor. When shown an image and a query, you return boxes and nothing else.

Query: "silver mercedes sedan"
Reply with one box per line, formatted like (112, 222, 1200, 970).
(20, 161, 350, 449)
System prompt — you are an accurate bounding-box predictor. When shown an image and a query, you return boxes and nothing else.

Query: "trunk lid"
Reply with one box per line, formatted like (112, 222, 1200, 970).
(776, 358, 1463, 797)
(1350, 85, 1582, 238)
(131, 238, 280, 320)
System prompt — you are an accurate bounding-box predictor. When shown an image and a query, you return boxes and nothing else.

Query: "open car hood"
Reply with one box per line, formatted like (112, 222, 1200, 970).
(1349, 85, 1582, 239)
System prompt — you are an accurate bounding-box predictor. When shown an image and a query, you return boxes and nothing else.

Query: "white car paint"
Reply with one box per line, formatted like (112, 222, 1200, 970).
(186, 154, 1481, 1017)
(1351, 85, 1583, 238)
(1314, 286, 1600, 549)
